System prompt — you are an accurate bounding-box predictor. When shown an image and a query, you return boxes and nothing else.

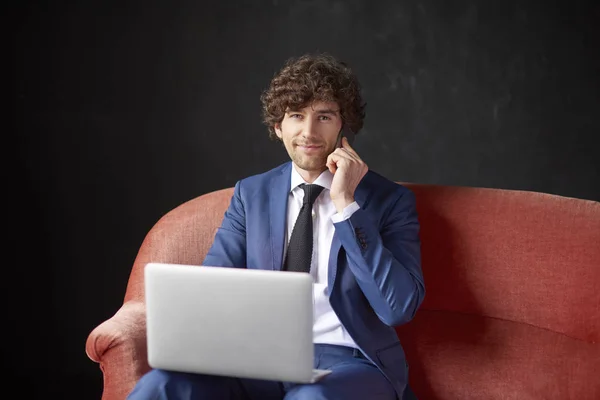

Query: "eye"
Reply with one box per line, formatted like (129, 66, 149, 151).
(289, 113, 302, 119)
(319, 115, 331, 121)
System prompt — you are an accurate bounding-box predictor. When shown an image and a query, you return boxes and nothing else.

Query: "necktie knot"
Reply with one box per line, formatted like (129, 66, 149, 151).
(300, 184, 324, 207)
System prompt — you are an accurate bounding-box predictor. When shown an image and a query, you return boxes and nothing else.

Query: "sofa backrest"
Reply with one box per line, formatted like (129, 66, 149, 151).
(124, 187, 234, 304)
(123, 183, 600, 343)
(408, 184, 599, 344)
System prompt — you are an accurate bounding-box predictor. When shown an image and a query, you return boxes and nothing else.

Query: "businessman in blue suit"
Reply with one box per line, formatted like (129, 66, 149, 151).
(128, 53, 425, 399)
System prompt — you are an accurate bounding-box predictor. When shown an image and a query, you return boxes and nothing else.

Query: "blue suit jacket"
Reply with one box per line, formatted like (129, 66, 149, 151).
(203, 162, 425, 398)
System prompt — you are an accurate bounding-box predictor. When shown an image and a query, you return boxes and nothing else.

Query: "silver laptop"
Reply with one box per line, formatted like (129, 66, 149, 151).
(144, 262, 332, 383)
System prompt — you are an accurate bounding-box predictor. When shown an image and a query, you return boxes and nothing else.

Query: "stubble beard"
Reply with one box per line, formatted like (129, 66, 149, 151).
(289, 144, 335, 172)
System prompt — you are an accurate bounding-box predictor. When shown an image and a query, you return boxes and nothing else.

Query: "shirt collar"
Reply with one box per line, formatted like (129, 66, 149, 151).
(290, 164, 333, 192)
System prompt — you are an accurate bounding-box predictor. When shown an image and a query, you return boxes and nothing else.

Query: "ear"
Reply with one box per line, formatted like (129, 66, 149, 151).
(274, 123, 283, 139)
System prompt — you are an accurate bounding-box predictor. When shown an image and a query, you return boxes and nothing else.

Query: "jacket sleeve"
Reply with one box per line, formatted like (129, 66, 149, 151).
(333, 188, 425, 326)
(203, 181, 247, 268)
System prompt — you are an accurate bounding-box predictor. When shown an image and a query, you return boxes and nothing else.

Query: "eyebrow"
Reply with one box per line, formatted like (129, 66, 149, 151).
(315, 108, 340, 115)
(286, 108, 340, 115)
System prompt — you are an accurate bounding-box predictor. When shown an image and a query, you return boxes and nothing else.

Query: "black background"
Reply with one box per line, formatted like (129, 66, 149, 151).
(13, 0, 599, 397)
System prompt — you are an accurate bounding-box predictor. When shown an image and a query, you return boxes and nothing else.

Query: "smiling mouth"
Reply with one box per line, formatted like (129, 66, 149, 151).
(296, 145, 323, 153)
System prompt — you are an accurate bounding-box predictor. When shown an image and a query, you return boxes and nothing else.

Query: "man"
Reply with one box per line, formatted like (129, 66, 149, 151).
(128, 53, 425, 399)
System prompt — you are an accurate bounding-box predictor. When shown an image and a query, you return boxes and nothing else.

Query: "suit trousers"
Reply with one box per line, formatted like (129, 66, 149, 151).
(127, 343, 415, 400)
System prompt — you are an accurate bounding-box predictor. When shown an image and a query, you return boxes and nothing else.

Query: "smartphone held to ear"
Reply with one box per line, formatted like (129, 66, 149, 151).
(337, 126, 355, 148)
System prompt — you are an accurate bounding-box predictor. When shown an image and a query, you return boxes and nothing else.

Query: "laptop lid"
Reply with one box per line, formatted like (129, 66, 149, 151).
(144, 262, 316, 383)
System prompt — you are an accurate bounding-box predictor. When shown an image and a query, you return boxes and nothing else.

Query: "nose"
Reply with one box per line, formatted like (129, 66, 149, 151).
(300, 118, 318, 138)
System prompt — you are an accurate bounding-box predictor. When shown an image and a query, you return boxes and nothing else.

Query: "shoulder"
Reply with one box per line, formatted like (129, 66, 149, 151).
(237, 162, 290, 187)
(360, 170, 414, 200)
(232, 162, 291, 197)
(359, 170, 418, 224)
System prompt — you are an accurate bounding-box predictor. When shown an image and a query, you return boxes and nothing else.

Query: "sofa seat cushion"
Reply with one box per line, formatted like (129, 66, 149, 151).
(396, 309, 600, 400)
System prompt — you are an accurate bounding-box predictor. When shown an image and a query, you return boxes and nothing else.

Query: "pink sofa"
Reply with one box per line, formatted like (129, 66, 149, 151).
(86, 183, 600, 399)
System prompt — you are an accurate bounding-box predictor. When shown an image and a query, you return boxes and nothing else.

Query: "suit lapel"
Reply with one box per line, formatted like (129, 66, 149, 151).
(269, 163, 292, 270)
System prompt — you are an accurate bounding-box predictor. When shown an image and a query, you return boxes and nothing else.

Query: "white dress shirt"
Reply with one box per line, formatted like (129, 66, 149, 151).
(286, 165, 361, 348)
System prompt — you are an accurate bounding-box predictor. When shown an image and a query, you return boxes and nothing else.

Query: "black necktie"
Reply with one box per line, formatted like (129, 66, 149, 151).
(283, 184, 324, 273)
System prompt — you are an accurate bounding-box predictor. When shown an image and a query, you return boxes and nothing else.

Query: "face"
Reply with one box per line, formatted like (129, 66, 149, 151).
(274, 101, 343, 174)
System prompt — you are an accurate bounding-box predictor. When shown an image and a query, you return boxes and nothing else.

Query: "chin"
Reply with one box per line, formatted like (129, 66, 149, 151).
(294, 158, 326, 172)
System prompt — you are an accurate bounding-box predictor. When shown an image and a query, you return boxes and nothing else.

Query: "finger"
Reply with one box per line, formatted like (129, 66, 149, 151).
(341, 137, 361, 159)
(333, 147, 356, 161)
(329, 150, 353, 166)
(331, 147, 359, 162)
(326, 154, 338, 173)
(327, 151, 354, 173)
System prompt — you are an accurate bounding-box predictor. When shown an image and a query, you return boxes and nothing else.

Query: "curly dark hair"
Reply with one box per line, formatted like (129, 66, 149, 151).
(260, 53, 366, 140)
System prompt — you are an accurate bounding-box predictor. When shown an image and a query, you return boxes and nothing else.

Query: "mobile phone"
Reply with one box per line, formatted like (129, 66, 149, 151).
(336, 125, 355, 148)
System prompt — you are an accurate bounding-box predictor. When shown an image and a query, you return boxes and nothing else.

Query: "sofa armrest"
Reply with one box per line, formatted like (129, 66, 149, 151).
(86, 301, 150, 400)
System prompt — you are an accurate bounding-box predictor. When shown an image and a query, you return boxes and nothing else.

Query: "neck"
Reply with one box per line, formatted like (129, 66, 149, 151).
(293, 164, 326, 184)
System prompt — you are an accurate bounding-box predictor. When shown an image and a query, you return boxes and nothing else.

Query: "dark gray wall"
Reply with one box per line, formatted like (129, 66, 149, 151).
(14, 0, 599, 397)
